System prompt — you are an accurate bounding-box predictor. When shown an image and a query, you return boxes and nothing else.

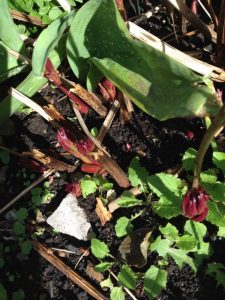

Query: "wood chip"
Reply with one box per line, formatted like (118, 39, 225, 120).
(32, 241, 107, 300)
(95, 197, 112, 225)
(86, 263, 104, 282)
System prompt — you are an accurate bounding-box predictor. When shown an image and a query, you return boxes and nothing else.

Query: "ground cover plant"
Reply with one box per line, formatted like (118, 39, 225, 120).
(0, 0, 225, 299)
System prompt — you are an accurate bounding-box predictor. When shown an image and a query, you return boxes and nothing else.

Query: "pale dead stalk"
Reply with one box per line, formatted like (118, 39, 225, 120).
(0, 169, 54, 215)
(97, 100, 120, 143)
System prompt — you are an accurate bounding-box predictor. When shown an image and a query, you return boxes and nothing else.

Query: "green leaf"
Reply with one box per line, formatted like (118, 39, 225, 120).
(48, 6, 63, 20)
(144, 266, 167, 299)
(21, 240, 32, 255)
(149, 173, 186, 219)
(31, 187, 43, 196)
(117, 191, 143, 208)
(67, 0, 218, 121)
(115, 217, 133, 238)
(94, 262, 113, 272)
(0, 150, 10, 164)
(110, 287, 125, 300)
(0, 283, 7, 300)
(175, 235, 196, 251)
(118, 264, 136, 290)
(91, 238, 109, 259)
(100, 277, 114, 290)
(204, 182, 225, 203)
(12, 289, 25, 300)
(81, 179, 97, 198)
(159, 223, 179, 241)
(213, 151, 225, 173)
(206, 263, 225, 288)
(217, 226, 225, 237)
(128, 157, 149, 189)
(182, 148, 197, 171)
(32, 12, 73, 76)
(0, 35, 67, 125)
(151, 236, 196, 271)
(207, 201, 225, 227)
(13, 221, 25, 236)
(16, 208, 28, 222)
(91, 127, 98, 137)
(0, 0, 27, 55)
(200, 169, 217, 184)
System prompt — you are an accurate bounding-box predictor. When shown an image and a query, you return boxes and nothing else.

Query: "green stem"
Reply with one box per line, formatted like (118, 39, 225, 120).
(192, 103, 225, 189)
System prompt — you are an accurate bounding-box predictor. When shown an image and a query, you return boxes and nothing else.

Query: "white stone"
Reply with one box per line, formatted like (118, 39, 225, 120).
(47, 194, 91, 240)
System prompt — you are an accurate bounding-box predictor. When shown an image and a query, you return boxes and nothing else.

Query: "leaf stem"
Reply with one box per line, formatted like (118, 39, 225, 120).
(192, 103, 225, 189)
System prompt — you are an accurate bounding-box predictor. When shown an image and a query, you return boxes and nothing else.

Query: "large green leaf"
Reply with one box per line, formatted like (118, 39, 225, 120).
(0, 42, 28, 84)
(32, 12, 74, 76)
(0, 0, 27, 55)
(66, 0, 219, 120)
(0, 36, 67, 125)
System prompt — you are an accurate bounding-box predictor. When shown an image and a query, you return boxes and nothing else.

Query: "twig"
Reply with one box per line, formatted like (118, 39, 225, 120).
(10, 9, 44, 27)
(32, 241, 107, 300)
(97, 100, 120, 143)
(10, 88, 54, 124)
(166, 0, 213, 41)
(0, 169, 54, 215)
(109, 270, 138, 300)
(128, 21, 225, 82)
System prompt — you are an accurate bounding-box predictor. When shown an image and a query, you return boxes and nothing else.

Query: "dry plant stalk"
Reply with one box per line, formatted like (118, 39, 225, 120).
(128, 22, 225, 82)
(95, 197, 112, 225)
(166, 0, 213, 41)
(10, 9, 44, 26)
(0, 169, 54, 215)
(22, 149, 76, 173)
(215, 0, 225, 67)
(97, 100, 120, 142)
(70, 84, 107, 117)
(32, 241, 107, 300)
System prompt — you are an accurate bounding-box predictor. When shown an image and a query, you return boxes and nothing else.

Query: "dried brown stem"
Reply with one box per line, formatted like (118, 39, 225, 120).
(97, 100, 120, 142)
(0, 169, 54, 215)
(32, 241, 107, 300)
(10, 9, 44, 27)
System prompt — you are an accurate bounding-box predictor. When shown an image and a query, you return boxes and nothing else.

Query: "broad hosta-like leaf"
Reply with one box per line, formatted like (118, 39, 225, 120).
(32, 12, 74, 76)
(144, 266, 167, 299)
(66, 0, 219, 121)
(0, 36, 66, 125)
(0, 0, 27, 55)
(0, 42, 28, 84)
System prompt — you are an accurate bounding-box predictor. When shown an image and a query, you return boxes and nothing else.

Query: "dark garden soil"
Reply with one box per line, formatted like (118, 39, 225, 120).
(1, 1, 225, 300)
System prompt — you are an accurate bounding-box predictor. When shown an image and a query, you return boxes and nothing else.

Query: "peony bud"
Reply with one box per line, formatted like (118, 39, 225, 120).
(76, 139, 95, 155)
(182, 187, 209, 222)
(57, 127, 77, 154)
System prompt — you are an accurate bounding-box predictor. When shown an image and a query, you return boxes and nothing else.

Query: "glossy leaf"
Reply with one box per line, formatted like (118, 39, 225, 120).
(32, 12, 74, 76)
(182, 148, 197, 171)
(66, 0, 219, 121)
(117, 191, 143, 208)
(144, 266, 167, 299)
(81, 178, 97, 198)
(128, 157, 149, 189)
(0, 0, 27, 55)
(207, 202, 225, 227)
(213, 152, 225, 173)
(0, 36, 67, 125)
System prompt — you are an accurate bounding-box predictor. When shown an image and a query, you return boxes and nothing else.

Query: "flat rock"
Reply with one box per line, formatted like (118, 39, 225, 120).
(47, 194, 91, 240)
